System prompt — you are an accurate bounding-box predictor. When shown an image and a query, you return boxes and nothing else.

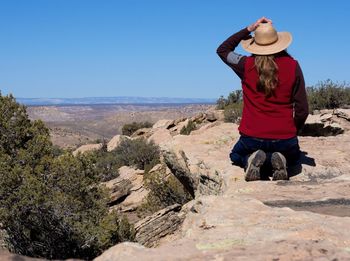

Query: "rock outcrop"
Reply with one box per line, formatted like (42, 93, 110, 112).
(73, 143, 103, 155)
(103, 166, 147, 208)
(134, 204, 184, 247)
(300, 109, 350, 136)
(96, 109, 350, 261)
(107, 134, 129, 151)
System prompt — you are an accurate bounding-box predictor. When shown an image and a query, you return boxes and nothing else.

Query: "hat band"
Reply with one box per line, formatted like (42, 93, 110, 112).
(250, 37, 279, 46)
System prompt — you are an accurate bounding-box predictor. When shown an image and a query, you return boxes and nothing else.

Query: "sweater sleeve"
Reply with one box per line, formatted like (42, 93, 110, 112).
(293, 62, 309, 132)
(216, 28, 251, 79)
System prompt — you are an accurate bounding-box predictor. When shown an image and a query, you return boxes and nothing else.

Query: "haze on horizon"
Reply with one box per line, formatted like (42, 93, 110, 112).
(0, 0, 349, 99)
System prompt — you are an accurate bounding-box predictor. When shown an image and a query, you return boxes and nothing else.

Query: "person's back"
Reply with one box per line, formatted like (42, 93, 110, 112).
(217, 17, 309, 181)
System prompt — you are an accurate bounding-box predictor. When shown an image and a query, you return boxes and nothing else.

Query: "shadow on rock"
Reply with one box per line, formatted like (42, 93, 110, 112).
(288, 151, 316, 178)
(258, 151, 316, 180)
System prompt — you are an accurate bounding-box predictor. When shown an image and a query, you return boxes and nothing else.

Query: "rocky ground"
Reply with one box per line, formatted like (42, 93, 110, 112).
(94, 108, 350, 261)
(2, 108, 350, 260)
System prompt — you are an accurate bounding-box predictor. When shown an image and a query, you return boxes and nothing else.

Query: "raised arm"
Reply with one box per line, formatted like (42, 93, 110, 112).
(216, 28, 250, 79)
(217, 17, 272, 79)
(293, 62, 309, 132)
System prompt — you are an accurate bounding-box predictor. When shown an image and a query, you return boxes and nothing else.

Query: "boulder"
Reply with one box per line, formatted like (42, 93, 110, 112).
(107, 135, 129, 152)
(103, 166, 145, 206)
(168, 119, 189, 134)
(73, 143, 102, 156)
(190, 113, 205, 124)
(152, 119, 175, 129)
(204, 110, 224, 122)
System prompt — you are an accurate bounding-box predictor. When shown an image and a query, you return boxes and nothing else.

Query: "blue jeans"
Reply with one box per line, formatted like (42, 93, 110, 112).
(230, 135, 300, 169)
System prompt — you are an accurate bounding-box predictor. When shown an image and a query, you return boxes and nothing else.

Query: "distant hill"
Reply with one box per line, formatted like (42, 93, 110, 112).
(18, 96, 216, 106)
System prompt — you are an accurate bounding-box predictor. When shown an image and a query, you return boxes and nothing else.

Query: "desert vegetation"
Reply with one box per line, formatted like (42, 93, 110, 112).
(180, 119, 197, 135)
(139, 167, 192, 215)
(0, 93, 135, 259)
(306, 79, 350, 112)
(122, 121, 153, 136)
(216, 90, 243, 123)
(217, 80, 350, 120)
(111, 138, 160, 172)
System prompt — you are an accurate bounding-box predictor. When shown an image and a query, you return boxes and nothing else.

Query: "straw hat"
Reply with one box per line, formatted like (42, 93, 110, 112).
(241, 23, 292, 55)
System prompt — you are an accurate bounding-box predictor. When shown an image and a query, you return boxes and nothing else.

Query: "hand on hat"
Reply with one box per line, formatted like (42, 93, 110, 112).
(247, 17, 272, 32)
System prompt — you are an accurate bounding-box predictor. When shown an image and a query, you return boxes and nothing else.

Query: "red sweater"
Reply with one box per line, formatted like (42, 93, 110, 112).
(217, 28, 309, 139)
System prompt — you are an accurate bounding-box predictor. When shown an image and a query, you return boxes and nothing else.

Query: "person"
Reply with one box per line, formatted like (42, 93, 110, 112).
(216, 17, 309, 181)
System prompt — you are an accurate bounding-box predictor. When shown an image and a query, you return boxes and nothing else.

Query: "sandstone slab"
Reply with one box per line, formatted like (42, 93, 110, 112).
(96, 113, 350, 261)
(73, 143, 102, 156)
(107, 135, 129, 151)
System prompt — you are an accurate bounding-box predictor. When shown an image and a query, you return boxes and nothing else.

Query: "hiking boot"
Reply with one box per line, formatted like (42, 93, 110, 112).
(245, 150, 266, 181)
(271, 152, 288, 181)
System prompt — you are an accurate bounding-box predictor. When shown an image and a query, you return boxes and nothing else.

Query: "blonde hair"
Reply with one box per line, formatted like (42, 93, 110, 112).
(254, 55, 278, 97)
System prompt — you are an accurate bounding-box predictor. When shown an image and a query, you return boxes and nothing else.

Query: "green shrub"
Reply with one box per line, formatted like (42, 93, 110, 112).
(216, 90, 242, 110)
(87, 149, 120, 182)
(112, 138, 160, 171)
(0, 92, 134, 260)
(122, 121, 153, 136)
(216, 90, 243, 123)
(180, 120, 196, 135)
(140, 168, 192, 214)
(224, 103, 243, 123)
(307, 80, 350, 112)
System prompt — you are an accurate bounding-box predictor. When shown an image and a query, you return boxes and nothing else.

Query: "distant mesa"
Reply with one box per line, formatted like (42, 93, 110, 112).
(17, 96, 216, 106)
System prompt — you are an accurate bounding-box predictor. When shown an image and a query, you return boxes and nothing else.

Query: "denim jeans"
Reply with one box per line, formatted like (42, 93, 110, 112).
(230, 135, 300, 169)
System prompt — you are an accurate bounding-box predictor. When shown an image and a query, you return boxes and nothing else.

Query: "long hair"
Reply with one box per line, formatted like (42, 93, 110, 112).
(254, 54, 279, 98)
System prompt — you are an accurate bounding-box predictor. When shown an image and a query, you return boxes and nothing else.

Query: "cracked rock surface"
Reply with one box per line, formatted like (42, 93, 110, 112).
(96, 109, 350, 261)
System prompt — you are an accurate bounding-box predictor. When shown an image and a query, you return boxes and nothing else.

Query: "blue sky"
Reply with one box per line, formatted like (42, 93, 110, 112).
(0, 0, 349, 99)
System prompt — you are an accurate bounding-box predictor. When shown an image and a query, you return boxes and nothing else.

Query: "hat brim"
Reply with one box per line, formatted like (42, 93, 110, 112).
(241, 32, 292, 55)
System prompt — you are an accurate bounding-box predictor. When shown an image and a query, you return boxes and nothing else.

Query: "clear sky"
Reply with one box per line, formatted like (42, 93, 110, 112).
(0, 0, 349, 99)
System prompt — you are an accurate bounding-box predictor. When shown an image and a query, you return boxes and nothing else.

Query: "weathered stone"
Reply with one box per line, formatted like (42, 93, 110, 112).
(169, 119, 189, 134)
(163, 150, 197, 198)
(130, 128, 153, 139)
(197, 170, 223, 197)
(300, 113, 344, 136)
(190, 113, 205, 124)
(104, 177, 132, 205)
(174, 117, 187, 125)
(147, 129, 172, 147)
(107, 135, 129, 152)
(104, 166, 145, 206)
(134, 204, 183, 247)
(0, 250, 42, 261)
(152, 119, 175, 129)
(334, 109, 350, 121)
(204, 110, 225, 122)
(320, 113, 332, 122)
(73, 143, 102, 156)
(95, 114, 350, 261)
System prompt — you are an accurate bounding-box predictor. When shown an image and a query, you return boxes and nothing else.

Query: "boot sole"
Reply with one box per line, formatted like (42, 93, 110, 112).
(245, 150, 266, 181)
(271, 152, 288, 181)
